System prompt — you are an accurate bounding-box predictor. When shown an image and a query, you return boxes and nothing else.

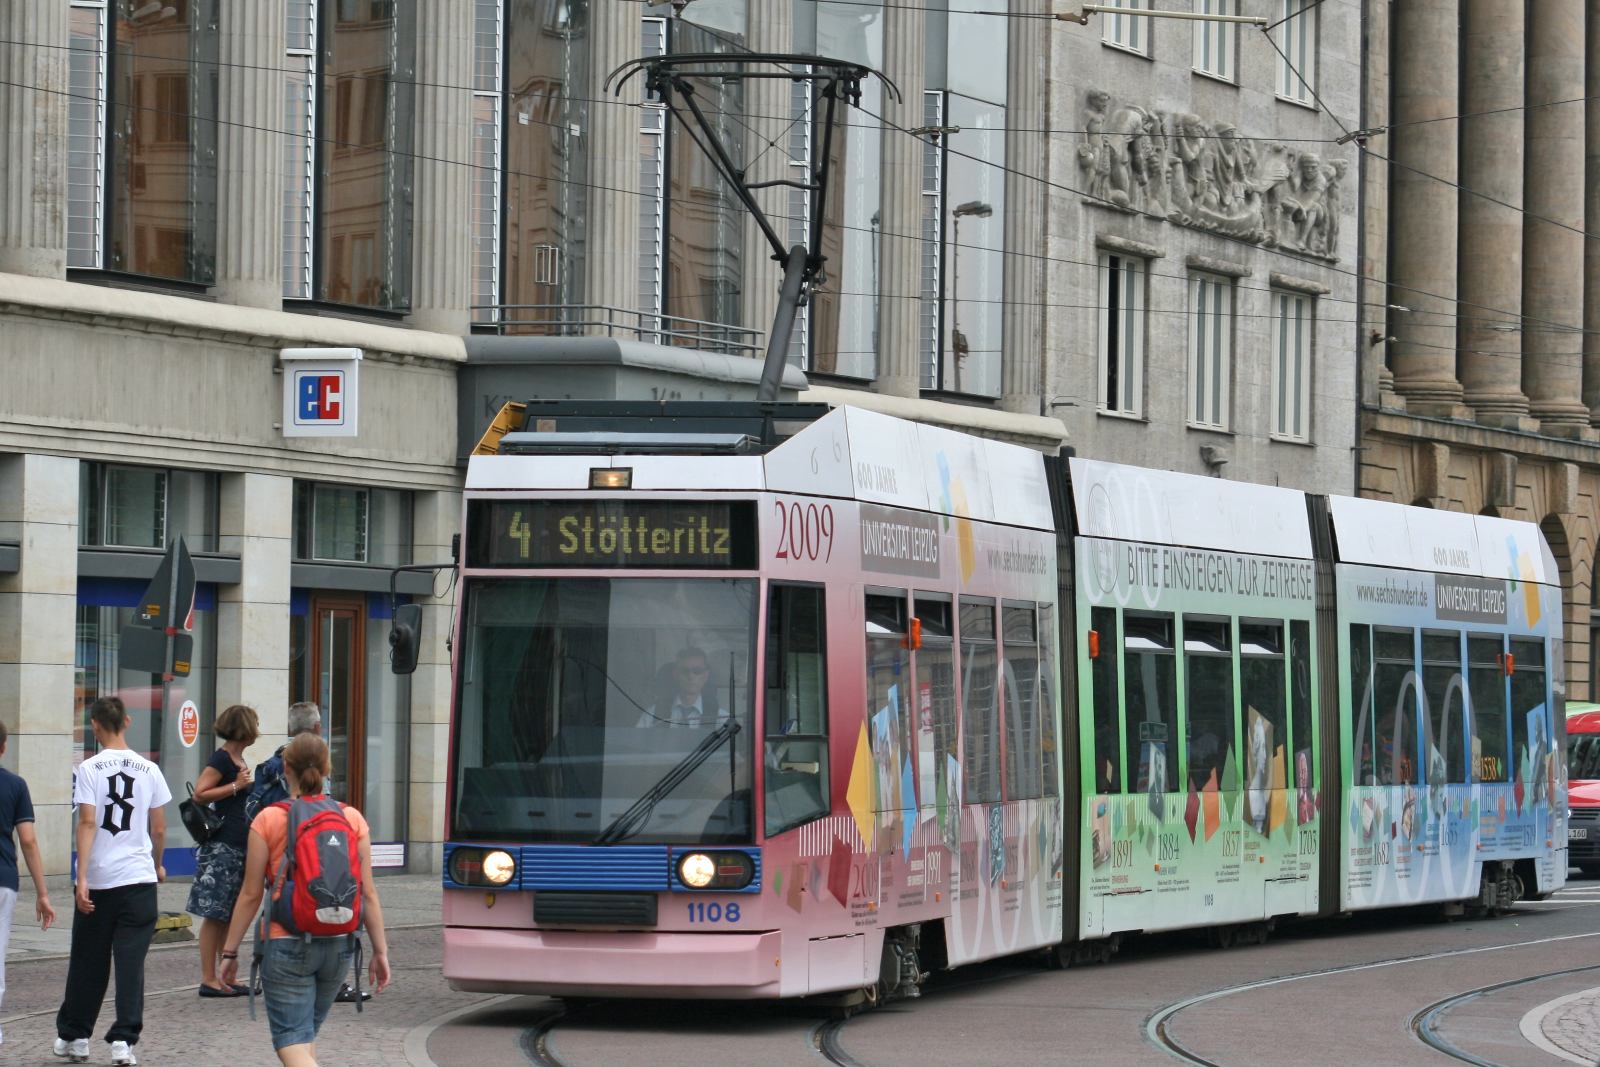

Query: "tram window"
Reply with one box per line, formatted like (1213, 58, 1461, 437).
(1509, 637, 1550, 802)
(1090, 607, 1121, 793)
(961, 598, 1002, 805)
(1239, 621, 1286, 834)
(866, 593, 916, 830)
(1421, 630, 1468, 785)
(1003, 605, 1043, 801)
(1184, 617, 1236, 792)
(1038, 606, 1060, 799)
(764, 584, 829, 836)
(1126, 612, 1179, 795)
(1350, 624, 1375, 785)
(1290, 619, 1315, 792)
(1467, 635, 1509, 782)
(916, 595, 957, 821)
(1373, 628, 1419, 785)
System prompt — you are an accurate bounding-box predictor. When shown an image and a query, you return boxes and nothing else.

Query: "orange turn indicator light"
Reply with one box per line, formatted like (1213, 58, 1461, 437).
(1088, 629, 1101, 659)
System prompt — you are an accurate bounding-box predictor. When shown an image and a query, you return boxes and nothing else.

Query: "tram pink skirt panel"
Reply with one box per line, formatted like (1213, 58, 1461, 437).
(444, 927, 785, 998)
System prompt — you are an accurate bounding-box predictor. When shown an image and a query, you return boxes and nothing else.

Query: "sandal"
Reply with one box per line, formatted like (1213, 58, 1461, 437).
(198, 984, 248, 998)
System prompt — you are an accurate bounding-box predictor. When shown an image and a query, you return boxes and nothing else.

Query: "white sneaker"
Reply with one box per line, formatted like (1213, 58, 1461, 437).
(52, 1037, 90, 1062)
(110, 1041, 137, 1066)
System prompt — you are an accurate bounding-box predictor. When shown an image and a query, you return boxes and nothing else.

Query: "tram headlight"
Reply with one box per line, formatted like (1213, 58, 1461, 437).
(449, 847, 518, 889)
(675, 850, 756, 891)
(679, 852, 717, 889)
(482, 850, 517, 886)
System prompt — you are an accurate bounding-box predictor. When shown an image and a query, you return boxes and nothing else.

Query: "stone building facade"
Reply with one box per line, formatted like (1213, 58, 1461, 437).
(1362, 0, 1600, 699)
(1045, 1, 1359, 492)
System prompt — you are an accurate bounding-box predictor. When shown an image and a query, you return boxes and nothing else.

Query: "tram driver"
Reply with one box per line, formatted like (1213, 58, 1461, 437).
(636, 647, 731, 728)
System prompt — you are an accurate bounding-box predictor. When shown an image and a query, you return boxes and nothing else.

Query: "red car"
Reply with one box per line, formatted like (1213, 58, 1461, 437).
(1568, 703, 1600, 877)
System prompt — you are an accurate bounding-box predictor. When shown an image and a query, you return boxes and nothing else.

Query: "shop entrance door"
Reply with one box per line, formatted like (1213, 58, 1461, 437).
(311, 594, 365, 809)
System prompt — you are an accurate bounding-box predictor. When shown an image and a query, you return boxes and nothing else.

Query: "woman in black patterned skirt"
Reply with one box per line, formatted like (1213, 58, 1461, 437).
(186, 704, 258, 997)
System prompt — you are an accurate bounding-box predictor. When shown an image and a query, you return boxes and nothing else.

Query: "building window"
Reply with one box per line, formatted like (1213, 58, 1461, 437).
(787, 4, 886, 380)
(79, 464, 219, 551)
(1098, 252, 1145, 417)
(495, 0, 590, 333)
(66, 0, 219, 284)
(918, 90, 944, 389)
(1101, 0, 1150, 55)
(281, 0, 416, 310)
(469, 0, 502, 324)
(661, 12, 747, 343)
(1193, 0, 1236, 81)
(638, 17, 668, 337)
(1188, 273, 1232, 431)
(76, 583, 219, 868)
(920, 0, 1007, 396)
(293, 482, 411, 565)
(1274, 0, 1317, 105)
(1272, 289, 1313, 440)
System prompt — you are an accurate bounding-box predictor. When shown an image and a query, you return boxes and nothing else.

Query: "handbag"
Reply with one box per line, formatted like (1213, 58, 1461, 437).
(180, 782, 225, 845)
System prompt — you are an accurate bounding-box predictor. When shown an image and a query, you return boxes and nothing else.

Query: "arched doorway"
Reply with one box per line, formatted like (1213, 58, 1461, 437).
(1539, 516, 1574, 702)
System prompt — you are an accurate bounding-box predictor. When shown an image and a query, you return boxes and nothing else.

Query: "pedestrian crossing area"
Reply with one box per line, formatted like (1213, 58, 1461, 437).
(1518, 878, 1600, 907)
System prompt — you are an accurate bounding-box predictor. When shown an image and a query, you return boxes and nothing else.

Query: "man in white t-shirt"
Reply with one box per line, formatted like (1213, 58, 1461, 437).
(52, 696, 169, 1067)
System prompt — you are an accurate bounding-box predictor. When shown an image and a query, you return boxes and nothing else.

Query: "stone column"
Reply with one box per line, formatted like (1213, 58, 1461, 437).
(1457, 0, 1532, 427)
(1000, 5, 1043, 414)
(1387, 0, 1467, 415)
(1522, 0, 1590, 433)
(584, 0, 643, 323)
(740, 0, 791, 362)
(0, 4, 68, 277)
(215, 474, 291, 766)
(872, 0, 927, 398)
(0, 455, 80, 874)
(407, 489, 459, 874)
(1585, 1, 1600, 422)
(408, 1, 473, 336)
(213, 0, 286, 308)
(1361, 0, 1394, 409)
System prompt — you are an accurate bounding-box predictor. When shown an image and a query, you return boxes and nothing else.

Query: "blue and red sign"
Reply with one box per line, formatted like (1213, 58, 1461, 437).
(280, 347, 362, 438)
(296, 371, 345, 424)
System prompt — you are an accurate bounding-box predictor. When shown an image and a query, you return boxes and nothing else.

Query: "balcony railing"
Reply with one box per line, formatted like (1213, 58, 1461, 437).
(472, 304, 763, 357)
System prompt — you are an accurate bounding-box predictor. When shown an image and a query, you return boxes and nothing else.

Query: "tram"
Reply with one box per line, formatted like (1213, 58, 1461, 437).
(434, 400, 1566, 1004)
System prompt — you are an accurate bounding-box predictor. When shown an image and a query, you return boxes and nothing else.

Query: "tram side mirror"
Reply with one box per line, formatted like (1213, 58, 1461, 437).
(389, 603, 423, 675)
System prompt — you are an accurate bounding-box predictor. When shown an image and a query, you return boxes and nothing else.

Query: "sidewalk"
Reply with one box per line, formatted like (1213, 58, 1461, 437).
(6, 873, 442, 961)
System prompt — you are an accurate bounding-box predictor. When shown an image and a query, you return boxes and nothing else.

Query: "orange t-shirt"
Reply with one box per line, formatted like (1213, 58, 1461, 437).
(250, 800, 370, 940)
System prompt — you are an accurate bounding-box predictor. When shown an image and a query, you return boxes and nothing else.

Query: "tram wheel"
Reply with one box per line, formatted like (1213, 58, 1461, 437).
(1207, 925, 1235, 949)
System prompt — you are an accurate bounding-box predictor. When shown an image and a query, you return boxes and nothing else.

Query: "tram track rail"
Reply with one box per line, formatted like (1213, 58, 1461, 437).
(1410, 964, 1600, 1067)
(1145, 930, 1600, 1066)
(516, 1004, 569, 1067)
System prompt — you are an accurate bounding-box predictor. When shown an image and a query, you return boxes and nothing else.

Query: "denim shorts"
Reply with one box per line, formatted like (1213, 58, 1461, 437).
(260, 937, 352, 1050)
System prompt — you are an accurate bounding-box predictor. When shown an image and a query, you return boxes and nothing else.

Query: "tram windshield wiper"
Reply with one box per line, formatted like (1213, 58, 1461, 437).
(594, 718, 742, 846)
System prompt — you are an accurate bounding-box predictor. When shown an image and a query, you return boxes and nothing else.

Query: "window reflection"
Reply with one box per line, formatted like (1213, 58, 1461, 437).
(665, 16, 746, 335)
(503, 0, 589, 329)
(942, 95, 1005, 396)
(106, 0, 218, 283)
(318, 0, 415, 310)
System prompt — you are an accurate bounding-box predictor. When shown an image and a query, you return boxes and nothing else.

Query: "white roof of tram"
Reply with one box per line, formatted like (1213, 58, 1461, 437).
(1327, 495, 1559, 585)
(1068, 457, 1314, 559)
(466, 405, 1056, 531)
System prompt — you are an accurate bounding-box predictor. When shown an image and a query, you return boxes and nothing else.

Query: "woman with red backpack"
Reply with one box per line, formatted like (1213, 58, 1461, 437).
(217, 733, 391, 1067)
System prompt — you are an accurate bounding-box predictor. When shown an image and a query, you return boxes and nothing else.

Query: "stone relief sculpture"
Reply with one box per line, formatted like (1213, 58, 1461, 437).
(1075, 90, 1347, 260)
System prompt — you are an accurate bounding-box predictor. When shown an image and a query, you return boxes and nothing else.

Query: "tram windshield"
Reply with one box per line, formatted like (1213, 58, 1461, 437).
(451, 576, 758, 844)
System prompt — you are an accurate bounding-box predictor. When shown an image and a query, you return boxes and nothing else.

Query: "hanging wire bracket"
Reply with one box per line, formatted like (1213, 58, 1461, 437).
(608, 53, 899, 401)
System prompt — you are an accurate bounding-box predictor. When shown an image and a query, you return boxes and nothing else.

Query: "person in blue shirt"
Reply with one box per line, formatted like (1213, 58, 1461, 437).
(0, 718, 56, 1049)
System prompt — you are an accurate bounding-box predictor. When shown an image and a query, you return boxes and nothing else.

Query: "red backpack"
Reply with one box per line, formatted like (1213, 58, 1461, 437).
(270, 796, 362, 937)
(249, 796, 367, 1019)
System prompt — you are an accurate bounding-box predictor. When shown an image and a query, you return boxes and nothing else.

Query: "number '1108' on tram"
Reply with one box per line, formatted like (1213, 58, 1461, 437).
(433, 401, 1566, 1005)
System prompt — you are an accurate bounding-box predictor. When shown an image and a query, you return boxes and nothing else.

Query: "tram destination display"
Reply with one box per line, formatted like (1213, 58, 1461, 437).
(468, 499, 757, 568)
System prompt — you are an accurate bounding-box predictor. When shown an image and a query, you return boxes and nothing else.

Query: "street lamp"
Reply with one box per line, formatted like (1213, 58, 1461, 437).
(950, 200, 993, 393)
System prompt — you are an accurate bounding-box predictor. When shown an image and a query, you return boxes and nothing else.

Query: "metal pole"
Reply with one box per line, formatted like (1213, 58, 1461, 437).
(758, 246, 809, 402)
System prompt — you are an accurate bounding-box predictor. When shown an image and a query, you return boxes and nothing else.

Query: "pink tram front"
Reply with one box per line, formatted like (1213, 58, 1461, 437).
(440, 404, 1065, 1002)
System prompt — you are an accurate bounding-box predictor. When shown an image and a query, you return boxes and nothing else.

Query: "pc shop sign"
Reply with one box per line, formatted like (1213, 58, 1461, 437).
(280, 348, 362, 438)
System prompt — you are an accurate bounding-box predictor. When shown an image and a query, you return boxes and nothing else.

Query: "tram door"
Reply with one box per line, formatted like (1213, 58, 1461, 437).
(310, 595, 365, 808)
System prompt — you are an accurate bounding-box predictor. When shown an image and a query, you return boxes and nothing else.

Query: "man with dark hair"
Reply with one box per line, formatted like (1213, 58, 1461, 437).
(53, 696, 169, 1065)
(0, 720, 56, 1049)
(636, 647, 729, 727)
